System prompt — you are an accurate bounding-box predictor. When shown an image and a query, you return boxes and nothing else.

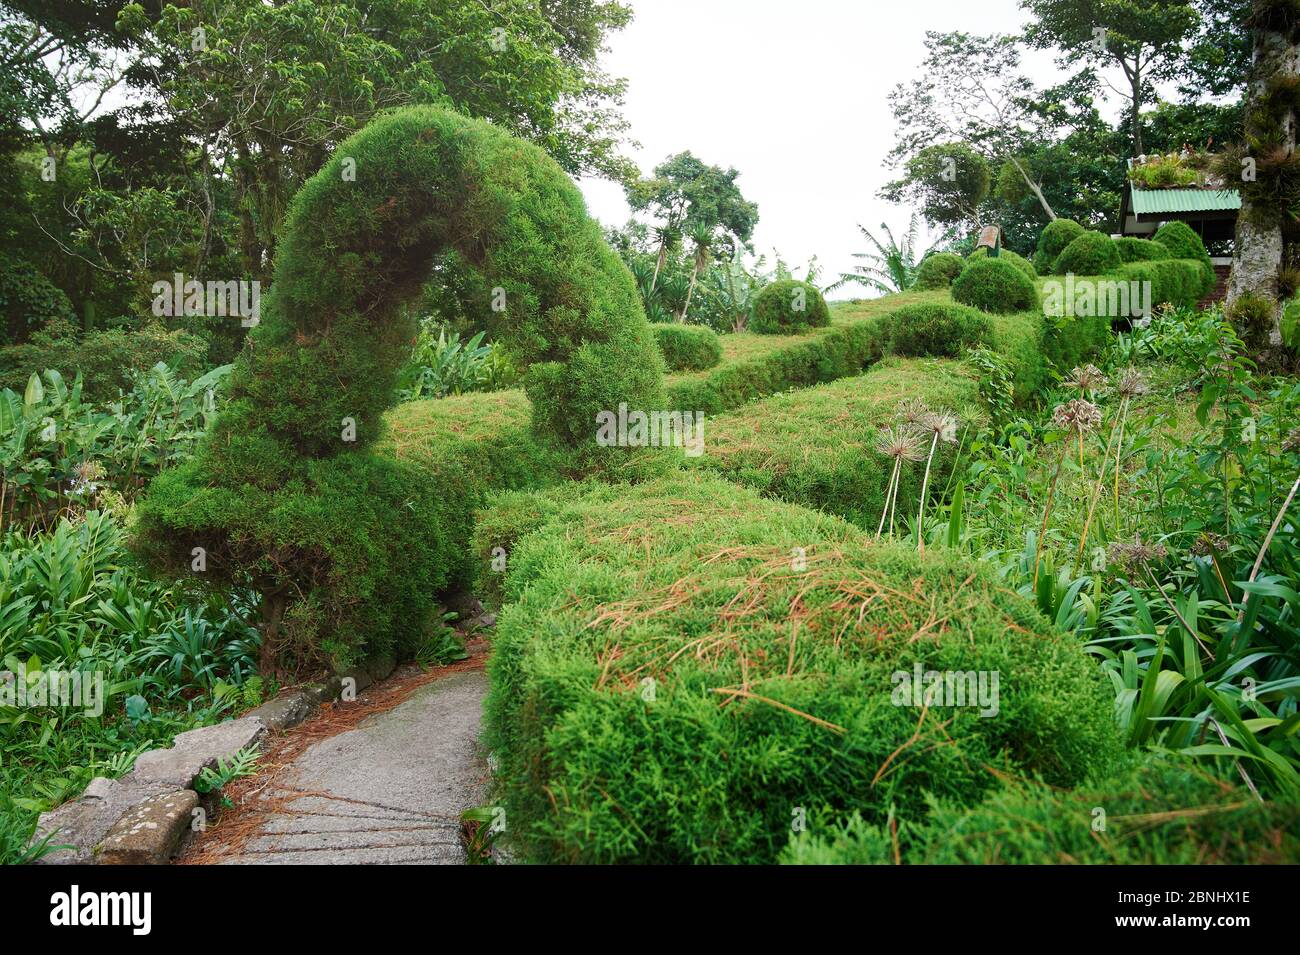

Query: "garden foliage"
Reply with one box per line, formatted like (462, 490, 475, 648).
(134, 106, 666, 669)
(1033, 218, 1085, 275)
(1052, 231, 1122, 275)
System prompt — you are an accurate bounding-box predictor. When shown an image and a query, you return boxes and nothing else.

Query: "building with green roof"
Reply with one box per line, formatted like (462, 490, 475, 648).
(1119, 183, 1240, 252)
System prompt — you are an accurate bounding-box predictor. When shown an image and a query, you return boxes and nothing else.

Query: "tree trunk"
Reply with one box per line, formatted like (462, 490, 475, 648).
(1226, 23, 1297, 347)
(259, 591, 287, 677)
(650, 241, 667, 296)
(1007, 155, 1057, 221)
(1129, 65, 1144, 157)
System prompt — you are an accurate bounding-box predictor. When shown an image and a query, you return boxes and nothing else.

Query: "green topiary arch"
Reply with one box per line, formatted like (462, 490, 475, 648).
(134, 106, 666, 670)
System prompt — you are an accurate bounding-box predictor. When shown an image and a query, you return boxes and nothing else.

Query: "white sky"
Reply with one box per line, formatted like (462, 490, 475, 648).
(578, 0, 1084, 298)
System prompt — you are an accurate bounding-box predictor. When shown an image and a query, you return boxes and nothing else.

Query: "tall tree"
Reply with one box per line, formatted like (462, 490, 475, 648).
(1225, 0, 1299, 348)
(1021, 0, 1201, 156)
(882, 143, 992, 238)
(679, 220, 713, 322)
(625, 150, 758, 296)
(885, 32, 1062, 224)
(118, 0, 638, 281)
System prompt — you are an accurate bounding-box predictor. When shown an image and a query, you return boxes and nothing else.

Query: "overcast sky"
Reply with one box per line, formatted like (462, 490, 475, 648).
(577, 0, 1085, 298)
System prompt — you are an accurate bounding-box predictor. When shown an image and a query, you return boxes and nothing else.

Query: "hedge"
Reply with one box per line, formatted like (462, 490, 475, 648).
(1114, 236, 1169, 263)
(750, 279, 831, 334)
(952, 256, 1038, 314)
(684, 300, 1109, 529)
(1153, 221, 1215, 287)
(477, 474, 1122, 863)
(134, 105, 666, 670)
(665, 311, 891, 415)
(1113, 259, 1214, 309)
(651, 322, 722, 371)
(783, 754, 1299, 864)
(1052, 230, 1121, 275)
(913, 252, 965, 290)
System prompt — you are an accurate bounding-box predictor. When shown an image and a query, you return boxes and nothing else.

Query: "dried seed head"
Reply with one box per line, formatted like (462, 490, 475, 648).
(1191, 531, 1231, 557)
(922, 410, 959, 444)
(1107, 534, 1169, 570)
(874, 426, 926, 462)
(1064, 364, 1107, 395)
(1052, 398, 1103, 435)
(896, 398, 930, 426)
(1115, 367, 1149, 399)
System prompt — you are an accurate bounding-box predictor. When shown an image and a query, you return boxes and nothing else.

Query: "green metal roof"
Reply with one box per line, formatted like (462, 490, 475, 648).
(1131, 186, 1241, 216)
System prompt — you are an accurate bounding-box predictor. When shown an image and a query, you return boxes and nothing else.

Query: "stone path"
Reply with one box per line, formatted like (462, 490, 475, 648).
(205, 669, 490, 865)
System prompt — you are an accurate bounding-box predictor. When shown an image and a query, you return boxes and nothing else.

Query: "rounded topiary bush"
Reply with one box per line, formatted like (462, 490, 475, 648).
(1153, 220, 1210, 263)
(999, 249, 1037, 281)
(651, 322, 722, 371)
(913, 252, 966, 290)
(1033, 219, 1085, 274)
(481, 474, 1123, 863)
(750, 279, 831, 334)
(1115, 237, 1170, 263)
(968, 248, 1035, 280)
(951, 256, 1038, 314)
(1153, 221, 1215, 289)
(1053, 230, 1122, 275)
(888, 302, 993, 357)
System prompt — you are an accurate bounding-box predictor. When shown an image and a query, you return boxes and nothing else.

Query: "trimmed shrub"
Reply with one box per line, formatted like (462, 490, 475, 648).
(1000, 249, 1038, 280)
(1033, 218, 1085, 274)
(952, 256, 1038, 314)
(1113, 259, 1214, 309)
(784, 755, 1300, 864)
(133, 105, 666, 670)
(913, 252, 965, 290)
(478, 474, 1123, 863)
(651, 323, 722, 371)
(1153, 221, 1215, 285)
(1052, 230, 1121, 275)
(694, 356, 980, 527)
(750, 279, 831, 334)
(888, 302, 992, 358)
(1115, 236, 1170, 263)
(969, 247, 1038, 281)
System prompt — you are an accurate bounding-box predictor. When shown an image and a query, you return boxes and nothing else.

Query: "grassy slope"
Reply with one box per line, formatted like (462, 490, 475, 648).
(694, 356, 980, 529)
